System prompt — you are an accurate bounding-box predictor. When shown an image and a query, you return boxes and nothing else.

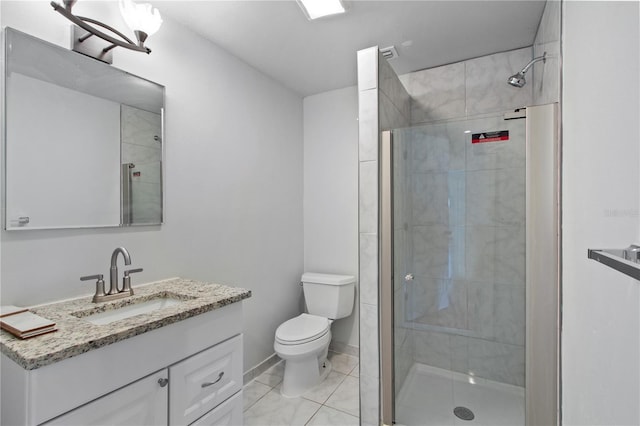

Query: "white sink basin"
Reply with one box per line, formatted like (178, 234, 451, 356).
(80, 297, 183, 325)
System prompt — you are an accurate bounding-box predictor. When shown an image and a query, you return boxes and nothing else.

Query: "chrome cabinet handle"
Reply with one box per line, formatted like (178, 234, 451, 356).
(158, 378, 169, 387)
(201, 372, 224, 388)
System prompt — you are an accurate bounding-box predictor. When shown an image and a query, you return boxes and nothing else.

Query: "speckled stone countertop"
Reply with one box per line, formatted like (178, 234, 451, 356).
(0, 278, 251, 370)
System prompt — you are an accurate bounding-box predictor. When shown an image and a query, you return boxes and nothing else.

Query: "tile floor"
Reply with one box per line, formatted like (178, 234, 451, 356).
(243, 352, 360, 426)
(395, 363, 524, 426)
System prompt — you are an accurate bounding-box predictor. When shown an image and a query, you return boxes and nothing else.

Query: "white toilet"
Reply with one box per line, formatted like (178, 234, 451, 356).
(274, 272, 356, 398)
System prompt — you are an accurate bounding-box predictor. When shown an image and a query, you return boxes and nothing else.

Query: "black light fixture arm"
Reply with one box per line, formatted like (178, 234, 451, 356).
(50, 1, 151, 54)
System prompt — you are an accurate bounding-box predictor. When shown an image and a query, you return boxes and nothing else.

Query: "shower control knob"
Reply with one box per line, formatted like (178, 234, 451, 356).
(404, 273, 414, 281)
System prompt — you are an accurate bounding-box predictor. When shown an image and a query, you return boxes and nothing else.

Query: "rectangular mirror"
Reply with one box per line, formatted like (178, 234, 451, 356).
(3, 27, 165, 230)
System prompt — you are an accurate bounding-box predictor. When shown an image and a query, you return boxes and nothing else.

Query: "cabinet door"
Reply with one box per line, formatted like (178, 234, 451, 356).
(43, 369, 168, 425)
(190, 391, 242, 426)
(170, 335, 242, 425)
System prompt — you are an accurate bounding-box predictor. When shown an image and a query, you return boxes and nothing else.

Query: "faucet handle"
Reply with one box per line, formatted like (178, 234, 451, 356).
(122, 268, 143, 295)
(81, 274, 106, 303)
(80, 274, 103, 281)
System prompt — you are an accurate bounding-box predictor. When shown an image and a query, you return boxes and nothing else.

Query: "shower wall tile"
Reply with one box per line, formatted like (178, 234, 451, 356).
(411, 172, 451, 226)
(467, 280, 495, 339)
(380, 91, 406, 131)
(360, 303, 379, 379)
(493, 283, 526, 346)
(465, 47, 533, 116)
(495, 226, 526, 287)
(407, 62, 466, 124)
(418, 277, 468, 330)
(532, 0, 561, 105)
(412, 329, 452, 370)
(130, 181, 162, 224)
(357, 47, 378, 91)
(121, 105, 162, 149)
(495, 168, 526, 226)
(358, 89, 378, 162)
(466, 169, 498, 226)
(410, 122, 466, 173)
(379, 53, 411, 120)
(360, 374, 379, 426)
(465, 226, 496, 283)
(413, 225, 460, 279)
(465, 337, 525, 387)
(359, 233, 378, 306)
(122, 143, 162, 164)
(359, 160, 378, 233)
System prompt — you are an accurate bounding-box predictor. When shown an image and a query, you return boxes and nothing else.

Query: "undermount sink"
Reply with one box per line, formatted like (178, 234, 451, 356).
(74, 296, 184, 325)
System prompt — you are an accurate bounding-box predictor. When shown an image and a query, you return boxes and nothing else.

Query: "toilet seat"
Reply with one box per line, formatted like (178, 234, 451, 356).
(275, 313, 330, 345)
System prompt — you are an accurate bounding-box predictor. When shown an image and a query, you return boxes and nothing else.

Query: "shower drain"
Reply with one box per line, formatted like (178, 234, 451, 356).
(453, 406, 475, 421)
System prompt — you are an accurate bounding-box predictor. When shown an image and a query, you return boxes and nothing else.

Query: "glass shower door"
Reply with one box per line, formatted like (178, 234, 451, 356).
(383, 112, 527, 426)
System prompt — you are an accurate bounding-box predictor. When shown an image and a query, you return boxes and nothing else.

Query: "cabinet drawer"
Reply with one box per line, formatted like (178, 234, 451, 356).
(190, 391, 242, 426)
(170, 335, 242, 425)
(43, 369, 168, 426)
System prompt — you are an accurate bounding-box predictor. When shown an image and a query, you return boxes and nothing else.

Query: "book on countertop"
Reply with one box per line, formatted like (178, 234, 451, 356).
(0, 307, 57, 339)
(0, 305, 29, 318)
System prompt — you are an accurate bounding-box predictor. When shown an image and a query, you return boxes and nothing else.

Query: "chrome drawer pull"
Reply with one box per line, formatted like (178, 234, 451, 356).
(201, 372, 224, 388)
(158, 378, 169, 387)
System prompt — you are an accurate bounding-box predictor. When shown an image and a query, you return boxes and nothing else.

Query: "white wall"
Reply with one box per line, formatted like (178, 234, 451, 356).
(562, 2, 640, 425)
(303, 86, 359, 349)
(0, 0, 304, 373)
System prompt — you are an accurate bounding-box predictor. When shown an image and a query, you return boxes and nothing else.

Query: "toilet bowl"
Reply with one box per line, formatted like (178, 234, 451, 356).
(274, 313, 333, 398)
(273, 272, 356, 398)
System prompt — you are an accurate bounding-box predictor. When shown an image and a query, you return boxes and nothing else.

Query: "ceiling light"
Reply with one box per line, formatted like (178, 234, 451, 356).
(50, 0, 162, 64)
(296, 0, 345, 20)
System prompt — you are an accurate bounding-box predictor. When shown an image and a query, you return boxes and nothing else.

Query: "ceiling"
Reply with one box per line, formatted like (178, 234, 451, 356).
(155, 0, 547, 97)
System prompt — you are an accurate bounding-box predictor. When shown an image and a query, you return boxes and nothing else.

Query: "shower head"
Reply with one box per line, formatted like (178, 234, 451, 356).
(507, 52, 546, 88)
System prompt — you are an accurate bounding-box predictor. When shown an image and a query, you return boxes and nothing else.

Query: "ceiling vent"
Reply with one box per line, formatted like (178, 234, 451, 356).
(379, 46, 398, 60)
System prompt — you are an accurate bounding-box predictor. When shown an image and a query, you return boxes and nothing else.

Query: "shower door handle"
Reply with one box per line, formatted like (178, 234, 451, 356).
(404, 273, 414, 281)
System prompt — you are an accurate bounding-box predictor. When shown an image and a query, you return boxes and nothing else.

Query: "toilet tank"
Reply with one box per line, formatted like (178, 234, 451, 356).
(302, 272, 356, 320)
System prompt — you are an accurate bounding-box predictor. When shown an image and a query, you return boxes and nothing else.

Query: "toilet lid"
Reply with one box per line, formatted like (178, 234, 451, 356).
(275, 314, 330, 345)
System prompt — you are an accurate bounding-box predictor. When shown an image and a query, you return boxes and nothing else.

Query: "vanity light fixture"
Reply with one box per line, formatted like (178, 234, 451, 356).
(50, 0, 162, 64)
(296, 0, 346, 20)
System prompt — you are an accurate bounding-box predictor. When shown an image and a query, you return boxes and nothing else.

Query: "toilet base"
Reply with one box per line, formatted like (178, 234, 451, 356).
(281, 358, 332, 398)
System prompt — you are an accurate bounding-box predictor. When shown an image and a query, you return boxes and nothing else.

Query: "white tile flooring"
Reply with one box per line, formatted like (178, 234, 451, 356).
(243, 352, 360, 426)
(395, 364, 524, 426)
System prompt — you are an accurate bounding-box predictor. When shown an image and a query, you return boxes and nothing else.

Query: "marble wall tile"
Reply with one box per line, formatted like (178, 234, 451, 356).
(379, 53, 411, 120)
(359, 160, 378, 233)
(407, 61, 466, 124)
(360, 303, 379, 379)
(466, 47, 534, 116)
(130, 181, 162, 223)
(359, 233, 378, 306)
(122, 142, 162, 164)
(467, 280, 495, 339)
(409, 123, 456, 173)
(414, 277, 468, 330)
(465, 226, 496, 283)
(493, 283, 525, 346)
(357, 47, 378, 92)
(358, 89, 378, 162)
(380, 91, 408, 131)
(360, 374, 379, 426)
(533, 40, 561, 106)
(495, 168, 525, 226)
(466, 169, 497, 226)
(121, 105, 162, 149)
(465, 337, 525, 386)
(495, 226, 526, 287)
(451, 335, 469, 374)
(413, 224, 464, 279)
(411, 171, 451, 225)
(412, 328, 452, 370)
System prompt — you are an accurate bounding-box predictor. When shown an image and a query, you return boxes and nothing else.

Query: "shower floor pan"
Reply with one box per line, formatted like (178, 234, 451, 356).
(395, 363, 524, 426)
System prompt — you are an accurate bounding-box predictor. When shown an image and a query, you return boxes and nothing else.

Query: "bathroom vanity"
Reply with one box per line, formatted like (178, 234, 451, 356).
(0, 278, 251, 425)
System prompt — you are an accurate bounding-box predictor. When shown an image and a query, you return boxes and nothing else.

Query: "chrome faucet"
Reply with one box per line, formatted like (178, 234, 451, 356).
(80, 247, 143, 303)
(110, 247, 131, 295)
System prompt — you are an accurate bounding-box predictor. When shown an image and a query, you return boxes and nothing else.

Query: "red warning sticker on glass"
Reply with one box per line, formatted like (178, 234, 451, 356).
(471, 130, 509, 144)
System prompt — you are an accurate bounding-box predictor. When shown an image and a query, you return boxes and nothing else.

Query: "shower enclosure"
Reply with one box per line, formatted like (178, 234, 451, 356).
(381, 112, 529, 425)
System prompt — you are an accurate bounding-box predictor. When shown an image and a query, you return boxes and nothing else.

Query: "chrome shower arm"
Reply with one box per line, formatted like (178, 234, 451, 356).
(520, 53, 547, 74)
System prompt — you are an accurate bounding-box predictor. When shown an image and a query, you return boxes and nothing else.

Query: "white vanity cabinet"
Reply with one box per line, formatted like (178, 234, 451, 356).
(1, 302, 245, 426)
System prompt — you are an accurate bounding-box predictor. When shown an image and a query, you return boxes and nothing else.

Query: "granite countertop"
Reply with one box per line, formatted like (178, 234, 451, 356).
(0, 278, 251, 370)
